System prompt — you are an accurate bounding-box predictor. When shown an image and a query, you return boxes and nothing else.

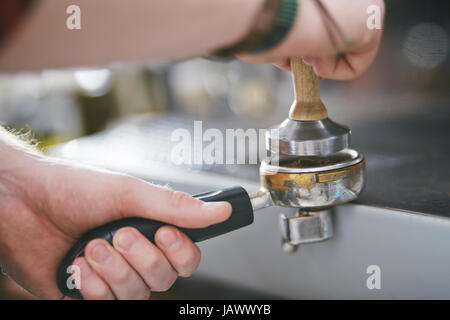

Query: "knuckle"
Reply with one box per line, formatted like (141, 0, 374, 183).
(168, 190, 195, 209)
(110, 267, 131, 284)
(144, 254, 164, 271)
(153, 272, 177, 292)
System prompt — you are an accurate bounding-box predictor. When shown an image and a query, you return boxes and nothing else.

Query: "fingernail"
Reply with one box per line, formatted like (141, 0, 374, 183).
(91, 243, 111, 264)
(158, 228, 179, 250)
(117, 231, 138, 252)
(201, 201, 228, 212)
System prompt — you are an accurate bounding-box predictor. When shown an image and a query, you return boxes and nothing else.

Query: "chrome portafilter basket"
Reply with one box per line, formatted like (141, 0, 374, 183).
(259, 57, 366, 253)
(260, 150, 365, 209)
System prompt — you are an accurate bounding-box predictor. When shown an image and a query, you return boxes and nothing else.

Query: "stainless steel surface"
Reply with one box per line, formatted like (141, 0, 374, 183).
(260, 150, 365, 209)
(195, 203, 450, 299)
(266, 118, 350, 156)
(279, 209, 334, 246)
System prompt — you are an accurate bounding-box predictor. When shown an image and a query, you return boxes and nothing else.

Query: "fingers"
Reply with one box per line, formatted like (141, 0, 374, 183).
(273, 58, 291, 71)
(273, 57, 313, 71)
(272, 37, 380, 80)
(84, 239, 150, 300)
(77, 226, 201, 300)
(113, 227, 178, 292)
(310, 34, 382, 80)
(242, 0, 385, 80)
(155, 226, 201, 277)
(116, 178, 231, 228)
(73, 257, 115, 300)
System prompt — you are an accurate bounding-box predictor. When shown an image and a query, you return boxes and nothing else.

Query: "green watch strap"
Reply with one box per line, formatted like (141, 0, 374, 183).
(249, 0, 298, 53)
(211, 0, 298, 58)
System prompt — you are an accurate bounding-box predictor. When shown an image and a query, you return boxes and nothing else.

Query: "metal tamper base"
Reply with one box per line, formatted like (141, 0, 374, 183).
(266, 117, 350, 156)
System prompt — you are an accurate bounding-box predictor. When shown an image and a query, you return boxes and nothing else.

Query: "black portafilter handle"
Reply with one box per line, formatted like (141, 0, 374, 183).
(57, 186, 254, 298)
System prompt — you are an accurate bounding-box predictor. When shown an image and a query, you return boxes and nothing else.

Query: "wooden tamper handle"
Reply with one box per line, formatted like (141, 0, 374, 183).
(289, 57, 328, 121)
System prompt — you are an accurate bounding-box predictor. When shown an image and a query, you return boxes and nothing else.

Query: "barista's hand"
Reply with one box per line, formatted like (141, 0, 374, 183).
(240, 0, 385, 80)
(0, 147, 231, 300)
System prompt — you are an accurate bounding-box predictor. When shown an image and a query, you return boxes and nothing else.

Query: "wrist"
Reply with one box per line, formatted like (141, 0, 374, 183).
(0, 129, 44, 207)
(215, 0, 266, 50)
(0, 127, 42, 164)
(0, 132, 39, 264)
(256, 0, 320, 59)
(212, 0, 298, 58)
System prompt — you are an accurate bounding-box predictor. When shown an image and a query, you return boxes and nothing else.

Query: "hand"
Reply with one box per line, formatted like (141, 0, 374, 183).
(0, 147, 231, 299)
(240, 0, 385, 80)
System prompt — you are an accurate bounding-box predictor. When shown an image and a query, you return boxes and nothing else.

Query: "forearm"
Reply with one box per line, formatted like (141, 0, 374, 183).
(0, 128, 41, 169)
(0, 0, 263, 72)
(0, 128, 42, 215)
(0, 129, 38, 268)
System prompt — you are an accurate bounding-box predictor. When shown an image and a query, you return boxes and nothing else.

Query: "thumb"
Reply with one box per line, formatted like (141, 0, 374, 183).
(115, 176, 232, 228)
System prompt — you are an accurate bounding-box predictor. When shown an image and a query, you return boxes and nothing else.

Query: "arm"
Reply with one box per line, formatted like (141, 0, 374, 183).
(0, 0, 263, 71)
(0, 0, 385, 80)
(0, 128, 231, 299)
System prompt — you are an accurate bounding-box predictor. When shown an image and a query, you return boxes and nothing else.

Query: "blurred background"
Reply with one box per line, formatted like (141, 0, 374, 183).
(1, 0, 449, 299)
